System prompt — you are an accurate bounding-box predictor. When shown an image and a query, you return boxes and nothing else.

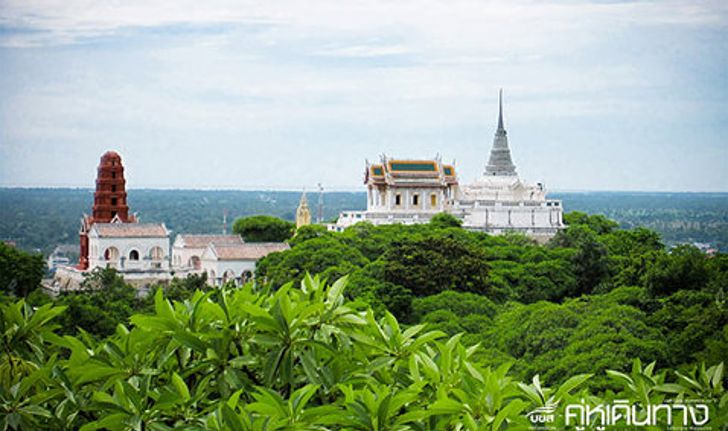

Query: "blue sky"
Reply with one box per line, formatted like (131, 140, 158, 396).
(0, 0, 726, 191)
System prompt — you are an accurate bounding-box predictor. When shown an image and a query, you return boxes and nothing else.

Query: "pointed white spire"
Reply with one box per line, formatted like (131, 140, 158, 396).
(497, 88, 504, 131)
(484, 89, 517, 176)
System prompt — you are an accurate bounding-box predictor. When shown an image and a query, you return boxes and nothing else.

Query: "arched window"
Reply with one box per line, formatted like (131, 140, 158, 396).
(222, 269, 236, 284)
(129, 249, 140, 261)
(104, 247, 119, 261)
(241, 271, 253, 283)
(189, 255, 201, 270)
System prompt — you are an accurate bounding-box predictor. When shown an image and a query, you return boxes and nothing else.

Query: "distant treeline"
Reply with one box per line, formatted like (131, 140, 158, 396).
(0, 188, 726, 255)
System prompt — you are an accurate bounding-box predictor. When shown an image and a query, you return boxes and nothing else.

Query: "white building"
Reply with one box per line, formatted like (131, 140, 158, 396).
(330, 91, 564, 240)
(330, 157, 459, 231)
(87, 222, 170, 271)
(200, 242, 290, 286)
(455, 90, 564, 239)
(171, 234, 244, 271)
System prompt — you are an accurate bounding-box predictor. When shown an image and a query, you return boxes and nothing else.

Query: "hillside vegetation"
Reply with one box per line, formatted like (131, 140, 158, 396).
(1, 211, 726, 429)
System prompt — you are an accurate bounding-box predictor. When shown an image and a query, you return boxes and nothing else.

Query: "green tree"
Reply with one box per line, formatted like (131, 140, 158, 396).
(289, 223, 330, 247)
(232, 215, 295, 242)
(0, 274, 725, 430)
(563, 211, 619, 235)
(37, 268, 152, 338)
(412, 291, 498, 322)
(645, 244, 709, 296)
(0, 243, 45, 297)
(256, 236, 369, 287)
(550, 225, 611, 295)
(380, 235, 491, 297)
(429, 212, 463, 228)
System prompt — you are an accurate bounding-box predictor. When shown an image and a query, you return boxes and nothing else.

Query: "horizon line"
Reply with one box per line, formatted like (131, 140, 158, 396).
(1, 185, 728, 194)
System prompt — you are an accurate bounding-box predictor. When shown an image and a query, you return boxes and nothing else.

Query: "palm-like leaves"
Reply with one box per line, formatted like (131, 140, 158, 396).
(0, 276, 725, 430)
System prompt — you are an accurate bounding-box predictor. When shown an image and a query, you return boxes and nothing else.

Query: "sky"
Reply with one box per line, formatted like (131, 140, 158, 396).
(0, 0, 727, 192)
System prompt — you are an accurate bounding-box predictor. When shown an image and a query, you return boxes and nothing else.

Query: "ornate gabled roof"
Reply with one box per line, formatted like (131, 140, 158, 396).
(484, 89, 518, 177)
(364, 156, 458, 187)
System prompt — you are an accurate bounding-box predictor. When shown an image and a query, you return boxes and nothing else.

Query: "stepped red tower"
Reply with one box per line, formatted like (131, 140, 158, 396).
(78, 151, 137, 270)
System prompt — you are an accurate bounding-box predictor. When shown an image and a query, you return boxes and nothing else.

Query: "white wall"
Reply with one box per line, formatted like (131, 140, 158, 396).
(89, 236, 170, 271)
(200, 258, 256, 287)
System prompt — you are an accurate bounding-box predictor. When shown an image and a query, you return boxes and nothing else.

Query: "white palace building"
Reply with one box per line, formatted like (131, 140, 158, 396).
(53, 151, 288, 291)
(330, 91, 565, 240)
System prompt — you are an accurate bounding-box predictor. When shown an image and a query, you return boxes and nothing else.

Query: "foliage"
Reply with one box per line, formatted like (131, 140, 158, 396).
(0, 276, 725, 430)
(645, 244, 709, 296)
(289, 224, 330, 247)
(429, 212, 463, 228)
(256, 237, 369, 288)
(27, 269, 151, 338)
(412, 291, 498, 322)
(0, 243, 44, 297)
(550, 225, 611, 295)
(232, 215, 295, 243)
(484, 290, 669, 388)
(378, 235, 491, 297)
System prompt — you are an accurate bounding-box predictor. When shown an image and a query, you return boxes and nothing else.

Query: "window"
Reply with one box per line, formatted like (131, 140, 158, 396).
(111, 185, 117, 192)
(395, 194, 402, 206)
(111, 197, 118, 206)
(104, 247, 119, 261)
(149, 246, 163, 260)
(431, 194, 437, 207)
(111, 172, 116, 179)
(129, 250, 139, 260)
(412, 194, 419, 206)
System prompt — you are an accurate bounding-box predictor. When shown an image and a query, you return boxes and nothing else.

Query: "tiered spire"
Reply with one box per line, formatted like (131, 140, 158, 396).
(296, 190, 312, 228)
(484, 89, 517, 177)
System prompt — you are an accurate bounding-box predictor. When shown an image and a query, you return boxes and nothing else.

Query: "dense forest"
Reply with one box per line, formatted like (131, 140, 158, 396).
(0, 210, 726, 429)
(1, 188, 726, 255)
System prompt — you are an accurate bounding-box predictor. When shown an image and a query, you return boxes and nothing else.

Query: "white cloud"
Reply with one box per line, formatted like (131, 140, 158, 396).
(1, 0, 727, 190)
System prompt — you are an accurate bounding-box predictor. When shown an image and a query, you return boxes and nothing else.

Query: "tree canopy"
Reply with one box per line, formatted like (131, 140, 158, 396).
(232, 215, 295, 242)
(0, 242, 44, 297)
(1, 276, 725, 430)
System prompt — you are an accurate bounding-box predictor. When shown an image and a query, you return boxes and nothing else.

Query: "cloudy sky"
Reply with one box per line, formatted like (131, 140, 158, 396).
(1, 0, 726, 191)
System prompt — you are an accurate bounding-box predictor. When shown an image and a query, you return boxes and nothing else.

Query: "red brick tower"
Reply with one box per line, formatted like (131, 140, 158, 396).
(78, 151, 137, 270)
(92, 151, 131, 222)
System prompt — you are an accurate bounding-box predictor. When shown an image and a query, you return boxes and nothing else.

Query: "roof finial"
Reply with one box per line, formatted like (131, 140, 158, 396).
(497, 88, 504, 131)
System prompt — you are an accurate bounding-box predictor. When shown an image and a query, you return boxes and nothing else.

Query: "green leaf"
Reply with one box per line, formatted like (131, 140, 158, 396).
(76, 363, 127, 384)
(653, 383, 687, 394)
(171, 372, 191, 401)
(327, 275, 348, 303)
(492, 399, 527, 430)
(710, 362, 724, 390)
(173, 331, 207, 353)
(554, 373, 592, 401)
(429, 398, 463, 415)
